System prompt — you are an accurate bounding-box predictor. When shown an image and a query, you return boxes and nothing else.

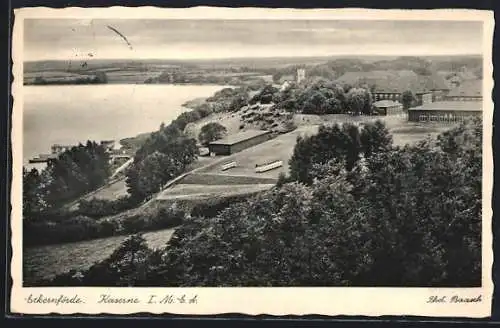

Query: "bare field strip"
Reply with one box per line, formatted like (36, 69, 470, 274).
(180, 173, 278, 185)
(157, 183, 275, 200)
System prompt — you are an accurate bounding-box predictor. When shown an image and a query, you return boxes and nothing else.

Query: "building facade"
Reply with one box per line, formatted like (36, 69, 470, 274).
(372, 91, 433, 106)
(296, 68, 306, 83)
(209, 130, 272, 156)
(372, 100, 403, 116)
(445, 79, 483, 102)
(408, 101, 482, 122)
(51, 144, 73, 154)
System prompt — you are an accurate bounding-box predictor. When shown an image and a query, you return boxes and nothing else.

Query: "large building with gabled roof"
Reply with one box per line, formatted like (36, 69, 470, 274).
(408, 101, 482, 122)
(445, 79, 483, 101)
(335, 70, 450, 104)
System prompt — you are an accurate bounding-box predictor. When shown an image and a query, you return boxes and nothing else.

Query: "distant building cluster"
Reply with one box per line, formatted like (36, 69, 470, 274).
(335, 69, 483, 122)
(278, 68, 307, 87)
(30, 140, 132, 165)
(335, 70, 449, 104)
(444, 79, 482, 102)
(50, 144, 73, 155)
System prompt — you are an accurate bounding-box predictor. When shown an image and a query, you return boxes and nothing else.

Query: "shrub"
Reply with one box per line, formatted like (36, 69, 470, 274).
(190, 194, 250, 219)
(122, 215, 147, 234)
(149, 206, 185, 230)
(23, 214, 104, 246)
(77, 196, 137, 218)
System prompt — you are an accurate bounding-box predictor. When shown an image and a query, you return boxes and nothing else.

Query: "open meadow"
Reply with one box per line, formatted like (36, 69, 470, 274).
(23, 228, 176, 285)
(157, 183, 275, 201)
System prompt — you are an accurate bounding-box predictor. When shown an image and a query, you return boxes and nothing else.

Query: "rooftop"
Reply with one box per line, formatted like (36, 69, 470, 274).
(335, 70, 449, 94)
(409, 101, 482, 112)
(209, 129, 271, 146)
(447, 79, 483, 98)
(373, 100, 402, 108)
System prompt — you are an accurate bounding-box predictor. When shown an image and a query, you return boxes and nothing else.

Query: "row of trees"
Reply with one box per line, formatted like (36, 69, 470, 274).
(125, 124, 198, 201)
(29, 72, 108, 85)
(39, 119, 482, 287)
(251, 79, 374, 116)
(289, 120, 392, 183)
(23, 141, 111, 219)
(269, 57, 437, 83)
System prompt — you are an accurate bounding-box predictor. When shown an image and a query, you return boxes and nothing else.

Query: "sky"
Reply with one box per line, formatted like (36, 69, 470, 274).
(23, 19, 484, 61)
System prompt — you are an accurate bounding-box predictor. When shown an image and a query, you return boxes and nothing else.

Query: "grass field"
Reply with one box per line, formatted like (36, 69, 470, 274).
(180, 173, 278, 185)
(157, 183, 275, 201)
(382, 115, 454, 147)
(84, 179, 129, 201)
(23, 228, 176, 285)
(197, 125, 319, 179)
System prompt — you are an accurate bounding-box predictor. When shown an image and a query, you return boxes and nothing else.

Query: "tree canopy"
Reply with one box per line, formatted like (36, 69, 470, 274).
(198, 122, 228, 146)
(23, 141, 111, 217)
(402, 90, 417, 110)
(126, 124, 198, 201)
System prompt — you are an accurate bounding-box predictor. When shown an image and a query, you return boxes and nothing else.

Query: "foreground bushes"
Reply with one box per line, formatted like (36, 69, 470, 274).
(190, 194, 251, 219)
(23, 215, 119, 246)
(37, 235, 165, 287)
(122, 206, 185, 234)
(23, 206, 185, 247)
(23, 193, 242, 247)
(77, 196, 138, 218)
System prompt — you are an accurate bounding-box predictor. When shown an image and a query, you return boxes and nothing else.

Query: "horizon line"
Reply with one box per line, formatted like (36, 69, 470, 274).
(23, 53, 483, 63)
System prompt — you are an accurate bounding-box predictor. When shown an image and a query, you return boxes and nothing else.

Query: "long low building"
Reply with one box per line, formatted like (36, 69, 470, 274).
(208, 129, 272, 155)
(373, 100, 403, 116)
(408, 101, 482, 122)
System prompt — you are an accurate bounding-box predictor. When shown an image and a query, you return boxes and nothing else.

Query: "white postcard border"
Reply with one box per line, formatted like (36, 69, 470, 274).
(10, 7, 495, 317)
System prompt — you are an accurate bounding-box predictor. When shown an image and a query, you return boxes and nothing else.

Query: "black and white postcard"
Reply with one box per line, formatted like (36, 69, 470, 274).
(10, 7, 494, 317)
